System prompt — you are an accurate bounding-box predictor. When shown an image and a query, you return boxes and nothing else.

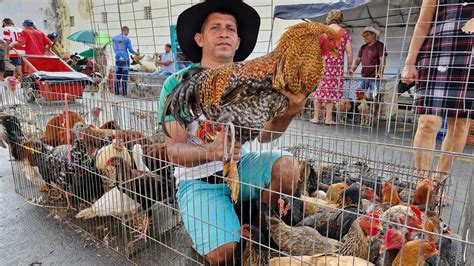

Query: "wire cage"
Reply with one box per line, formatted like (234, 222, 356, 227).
(1, 0, 473, 265)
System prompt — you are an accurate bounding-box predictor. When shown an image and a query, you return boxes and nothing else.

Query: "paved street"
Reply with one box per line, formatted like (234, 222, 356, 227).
(0, 148, 131, 265)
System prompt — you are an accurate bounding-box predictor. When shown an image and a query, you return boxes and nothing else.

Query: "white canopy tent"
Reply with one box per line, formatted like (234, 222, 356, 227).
(273, 0, 423, 76)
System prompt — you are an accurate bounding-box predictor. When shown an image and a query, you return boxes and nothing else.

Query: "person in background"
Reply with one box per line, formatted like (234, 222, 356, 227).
(401, 0, 472, 193)
(2, 18, 25, 78)
(15, 19, 52, 56)
(47, 32, 67, 59)
(112, 26, 139, 96)
(156, 43, 175, 76)
(0, 38, 5, 80)
(310, 10, 353, 125)
(175, 46, 190, 70)
(351, 26, 387, 101)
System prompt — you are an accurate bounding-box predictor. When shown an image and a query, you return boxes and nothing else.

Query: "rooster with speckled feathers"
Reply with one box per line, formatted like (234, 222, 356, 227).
(162, 22, 340, 202)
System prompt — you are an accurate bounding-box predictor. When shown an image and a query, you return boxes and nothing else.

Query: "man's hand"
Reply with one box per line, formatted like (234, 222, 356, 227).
(279, 89, 308, 117)
(401, 64, 418, 85)
(206, 130, 241, 162)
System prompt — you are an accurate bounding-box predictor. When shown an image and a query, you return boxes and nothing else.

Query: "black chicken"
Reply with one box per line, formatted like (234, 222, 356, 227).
(29, 123, 104, 208)
(0, 114, 26, 160)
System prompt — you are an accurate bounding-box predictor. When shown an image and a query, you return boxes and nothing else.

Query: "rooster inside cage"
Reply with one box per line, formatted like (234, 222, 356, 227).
(0, 0, 472, 265)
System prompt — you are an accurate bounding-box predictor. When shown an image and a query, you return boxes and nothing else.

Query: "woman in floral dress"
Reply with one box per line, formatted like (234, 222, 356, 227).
(311, 10, 353, 125)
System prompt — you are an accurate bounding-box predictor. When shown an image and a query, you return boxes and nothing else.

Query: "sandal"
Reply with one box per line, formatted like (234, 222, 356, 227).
(325, 121, 337, 126)
(310, 119, 321, 124)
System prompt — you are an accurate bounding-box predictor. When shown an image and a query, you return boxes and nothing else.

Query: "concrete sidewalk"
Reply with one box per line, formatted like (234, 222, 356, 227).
(0, 148, 131, 265)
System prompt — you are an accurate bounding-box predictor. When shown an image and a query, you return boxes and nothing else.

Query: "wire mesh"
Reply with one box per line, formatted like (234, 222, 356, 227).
(1, 0, 473, 265)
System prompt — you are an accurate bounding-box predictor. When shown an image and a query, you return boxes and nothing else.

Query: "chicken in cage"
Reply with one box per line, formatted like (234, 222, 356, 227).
(0, 0, 472, 264)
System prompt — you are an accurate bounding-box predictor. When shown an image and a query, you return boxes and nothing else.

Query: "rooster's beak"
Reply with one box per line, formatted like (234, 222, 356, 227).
(374, 223, 384, 232)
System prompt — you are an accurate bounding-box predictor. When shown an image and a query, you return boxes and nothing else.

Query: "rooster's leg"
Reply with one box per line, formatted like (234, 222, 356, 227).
(39, 182, 49, 193)
(49, 188, 63, 201)
(64, 192, 77, 211)
(130, 213, 150, 244)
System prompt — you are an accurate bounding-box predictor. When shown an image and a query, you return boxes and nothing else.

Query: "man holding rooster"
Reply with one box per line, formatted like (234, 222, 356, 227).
(157, 0, 307, 264)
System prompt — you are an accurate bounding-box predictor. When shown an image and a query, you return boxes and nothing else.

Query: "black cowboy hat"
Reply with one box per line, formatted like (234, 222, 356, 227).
(177, 0, 260, 63)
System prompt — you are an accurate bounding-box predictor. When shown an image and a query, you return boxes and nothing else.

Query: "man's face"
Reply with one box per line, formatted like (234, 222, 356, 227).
(123, 29, 129, 36)
(363, 31, 376, 44)
(194, 12, 241, 63)
(165, 45, 171, 53)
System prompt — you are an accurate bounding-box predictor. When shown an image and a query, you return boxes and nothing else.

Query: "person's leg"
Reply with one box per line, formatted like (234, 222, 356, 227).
(436, 117, 471, 180)
(114, 65, 122, 95)
(311, 99, 322, 123)
(325, 102, 335, 124)
(122, 66, 129, 95)
(177, 180, 240, 265)
(413, 114, 443, 177)
(239, 150, 298, 209)
(10, 58, 21, 79)
(0, 59, 5, 81)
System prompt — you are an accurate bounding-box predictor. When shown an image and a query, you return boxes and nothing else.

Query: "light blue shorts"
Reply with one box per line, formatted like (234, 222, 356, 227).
(176, 150, 292, 255)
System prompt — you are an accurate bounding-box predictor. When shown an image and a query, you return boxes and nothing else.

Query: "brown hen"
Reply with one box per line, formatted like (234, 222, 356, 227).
(340, 213, 383, 261)
(41, 110, 84, 146)
(393, 239, 438, 266)
(326, 182, 348, 205)
(382, 181, 404, 206)
(163, 22, 340, 202)
(412, 178, 435, 206)
(261, 203, 339, 256)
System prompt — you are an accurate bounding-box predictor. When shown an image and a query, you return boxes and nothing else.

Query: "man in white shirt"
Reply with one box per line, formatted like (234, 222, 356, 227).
(156, 43, 175, 75)
(2, 18, 25, 78)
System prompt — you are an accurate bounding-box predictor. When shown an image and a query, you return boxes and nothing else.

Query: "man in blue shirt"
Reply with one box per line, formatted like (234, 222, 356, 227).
(112, 26, 138, 95)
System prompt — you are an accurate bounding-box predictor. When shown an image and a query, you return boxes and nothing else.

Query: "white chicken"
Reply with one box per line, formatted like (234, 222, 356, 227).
(75, 187, 142, 219)
(132, 144, 149, 172)
(130, 55, 157, 73)
(95, 139, 132, 189)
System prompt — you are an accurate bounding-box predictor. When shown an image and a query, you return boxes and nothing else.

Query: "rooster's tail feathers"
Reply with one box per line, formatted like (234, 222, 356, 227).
(161, 67, 204, 137)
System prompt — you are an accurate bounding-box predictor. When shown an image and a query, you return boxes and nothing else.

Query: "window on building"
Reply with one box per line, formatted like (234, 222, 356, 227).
(102, 12, 107, 24)
(144, 6, 152, 20)
(70, 16, 75, 26)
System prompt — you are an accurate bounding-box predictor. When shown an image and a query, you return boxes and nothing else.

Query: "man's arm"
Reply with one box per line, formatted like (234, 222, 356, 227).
(158, 54, 174, 66)
(126, 38, 138, 55)
(165, 121, 240, 167)
(351, 57, 361, 73)
(112, 37, 118, 53)
(41, 33, 53, 55)
(377, 54, 386, 78)
(15, 32, 25, 47)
